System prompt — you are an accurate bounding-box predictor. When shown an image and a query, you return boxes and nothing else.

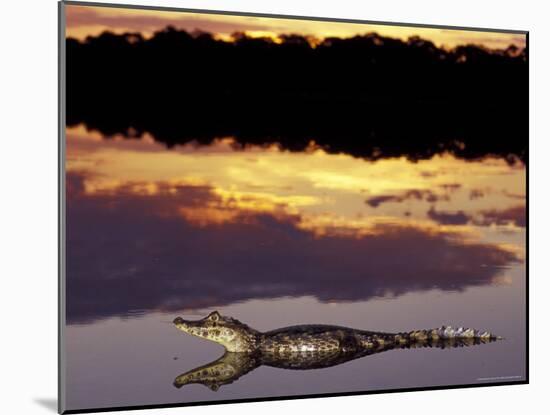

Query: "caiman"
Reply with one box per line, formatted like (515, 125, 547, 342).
(173, 311, 501, 390)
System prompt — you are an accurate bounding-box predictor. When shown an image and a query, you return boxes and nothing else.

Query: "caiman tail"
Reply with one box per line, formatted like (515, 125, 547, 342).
(406, 326, 502, 341)
(359, 326, 502, 350)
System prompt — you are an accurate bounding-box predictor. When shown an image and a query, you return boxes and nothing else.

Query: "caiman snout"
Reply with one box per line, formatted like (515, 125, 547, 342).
(173, 317, 193, 332)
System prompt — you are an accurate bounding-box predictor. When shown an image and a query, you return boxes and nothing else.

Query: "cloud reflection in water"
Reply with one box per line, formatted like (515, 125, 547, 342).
(67, 172, 521, 324)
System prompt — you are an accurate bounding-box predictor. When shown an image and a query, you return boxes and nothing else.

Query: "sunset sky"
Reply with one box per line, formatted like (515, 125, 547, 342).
(65, 4, 526, 50)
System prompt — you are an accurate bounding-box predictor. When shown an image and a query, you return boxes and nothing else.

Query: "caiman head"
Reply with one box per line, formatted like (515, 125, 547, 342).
(173, 311, 260, 352)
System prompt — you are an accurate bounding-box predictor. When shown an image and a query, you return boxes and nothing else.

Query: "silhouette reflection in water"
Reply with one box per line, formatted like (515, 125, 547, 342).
(175, 339, 498, 392)
(65, 125, 525, 325)
(66, 28, 527, 165)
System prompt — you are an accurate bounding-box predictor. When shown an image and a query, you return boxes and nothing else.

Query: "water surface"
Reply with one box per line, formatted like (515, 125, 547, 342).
(65, 125, 526, 411)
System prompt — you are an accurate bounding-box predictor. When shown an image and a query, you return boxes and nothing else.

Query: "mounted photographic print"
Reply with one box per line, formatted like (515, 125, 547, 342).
(59, 1, 528, 413)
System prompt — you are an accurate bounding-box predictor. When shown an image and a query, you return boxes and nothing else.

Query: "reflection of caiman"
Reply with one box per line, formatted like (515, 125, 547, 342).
(173, 311, 501, 390)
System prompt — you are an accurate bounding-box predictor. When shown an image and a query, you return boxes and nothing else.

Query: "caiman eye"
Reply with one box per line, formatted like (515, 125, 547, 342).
(209, 312, 220, 321)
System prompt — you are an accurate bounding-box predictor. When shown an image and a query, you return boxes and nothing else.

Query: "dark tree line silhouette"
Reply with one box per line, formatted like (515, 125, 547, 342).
(66, 28, 527, 163)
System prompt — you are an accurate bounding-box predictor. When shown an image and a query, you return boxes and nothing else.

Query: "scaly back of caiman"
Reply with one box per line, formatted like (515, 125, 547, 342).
(173, 311, 501, 353)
